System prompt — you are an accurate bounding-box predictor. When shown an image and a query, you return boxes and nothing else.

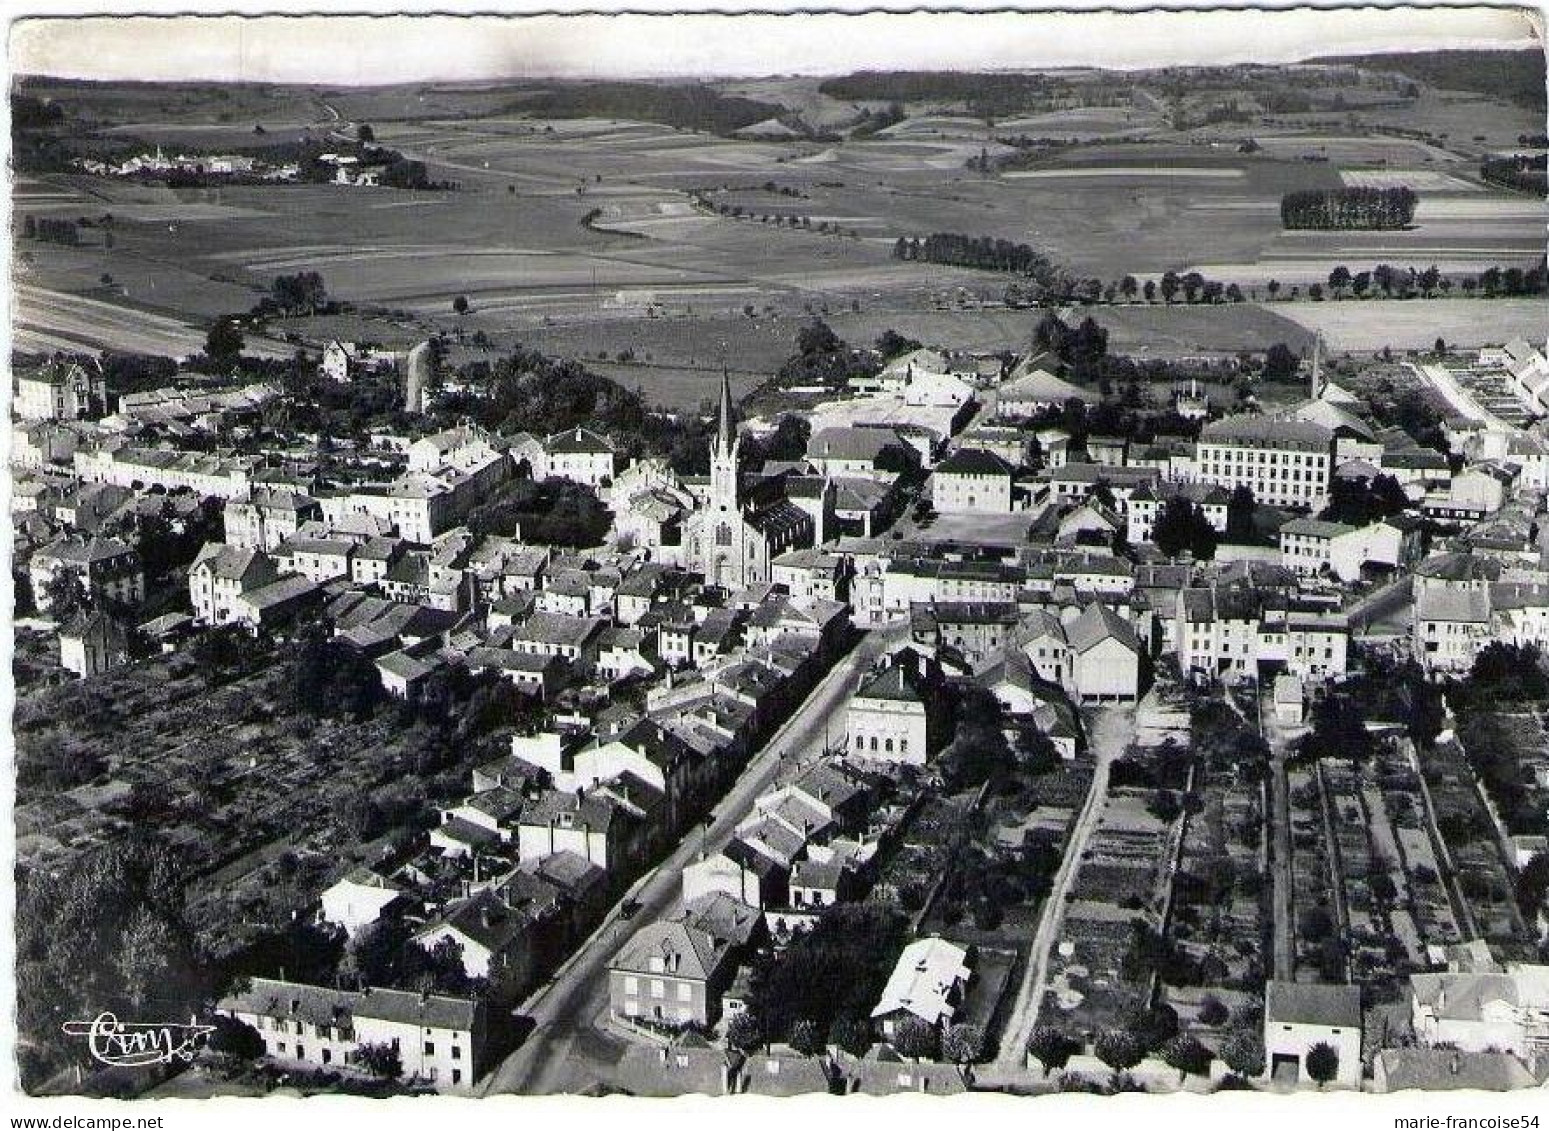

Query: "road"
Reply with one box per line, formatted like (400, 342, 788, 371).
(481, 627, 896, 1095)
(1258, 688, 1297, 982)
(993, 705, 1130, 1072)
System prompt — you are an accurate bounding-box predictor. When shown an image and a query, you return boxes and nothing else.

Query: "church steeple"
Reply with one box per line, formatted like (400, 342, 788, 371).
(710, 364, 741, 515)
(717, 365, 735, 453)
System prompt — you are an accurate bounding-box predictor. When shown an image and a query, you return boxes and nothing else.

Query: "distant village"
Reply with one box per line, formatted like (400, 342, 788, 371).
(14, 319, 1549, 1098)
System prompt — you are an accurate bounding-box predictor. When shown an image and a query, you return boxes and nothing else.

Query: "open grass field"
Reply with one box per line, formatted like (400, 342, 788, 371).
(1271, 297, 1548, 351)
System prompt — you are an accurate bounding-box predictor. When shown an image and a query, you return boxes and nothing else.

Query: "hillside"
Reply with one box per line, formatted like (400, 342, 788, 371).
(1309, 48, 1546, 109)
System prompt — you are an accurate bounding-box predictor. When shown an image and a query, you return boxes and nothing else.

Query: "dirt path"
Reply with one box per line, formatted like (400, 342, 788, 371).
(994, 704, 1132, 1071)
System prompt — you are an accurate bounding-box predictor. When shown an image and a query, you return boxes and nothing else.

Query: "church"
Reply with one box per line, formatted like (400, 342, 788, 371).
(683, 371, 818, 590)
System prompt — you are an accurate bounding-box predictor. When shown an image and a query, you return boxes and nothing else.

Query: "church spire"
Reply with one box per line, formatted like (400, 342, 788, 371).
(717, 364, 735, 451)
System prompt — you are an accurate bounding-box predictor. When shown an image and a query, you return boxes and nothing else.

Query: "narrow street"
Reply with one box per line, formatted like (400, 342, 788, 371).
(992, 704, 1131, 1072)
(480, 627, 896, 1095)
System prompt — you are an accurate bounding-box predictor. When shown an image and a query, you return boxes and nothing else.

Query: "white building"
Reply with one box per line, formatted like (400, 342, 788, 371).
(845, 656, 937, 766)
(870, 936, 972, 1038)
(1410, 964, 1549, 1060)
(932, 448, 1015, 514)
(1196, 415, 1334, 509)
(1263, 981, 1363, 1088)
(217, 976, 487, 1092)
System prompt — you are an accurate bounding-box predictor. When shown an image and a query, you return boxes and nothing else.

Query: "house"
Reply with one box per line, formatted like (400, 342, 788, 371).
(544, 427, 621, 488)
(1374, 1047, 1537, 1093)
(845, 651, 946, 765)
(1263, 980, 1362, 1088)
(932, 449, 1015, 514)
(58, 610, 128, 678)
(188, 542, 280, 625)
(13, 360, 107, 421)
(609, 918, 740, 1027)
(870, 936, 972, 1038)
(1409, 963, 1549, 1058)
(1066, 603, 1144, 702)
(216, 976, 487, 1092)
(318, 868, 410, 938)
(994, 365, 1091, 419)
(30, 535, 144, 614)
(805, 426, 916, 479)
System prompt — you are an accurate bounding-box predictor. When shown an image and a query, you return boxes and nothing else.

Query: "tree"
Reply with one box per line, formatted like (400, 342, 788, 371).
(1266, 278, 1281, 301)
(1263, 342, 1299, 382)
(1161, 1034, 1213, 1076)
(204, 318, 245, 371)
(942, 1023, 985, 1066)
(1095, 1030, 1144, 1076)
(1328, 265, 1351, 297)
(354, 1041, 402, 1079)
(1198, 995, 1230, 1027)
(207, 1015, 264, 1061)
(1153, 498, 1219, 559)
(789, 1019, 825, 1055)
(1305, 1041, 1339, 1087)
(828, 1016, 873, 1058)
(727, 1011, 764, 1053)
(357, 123, 376, 143)
(453, 294, 470, 315)
(892, 1016, 940, 1061)
(1026, 1027, 1076, 1075)
(42, 569, 88, 619)
(1220, 1029, 1265, 1077)
(1226, 485, 1257, 542)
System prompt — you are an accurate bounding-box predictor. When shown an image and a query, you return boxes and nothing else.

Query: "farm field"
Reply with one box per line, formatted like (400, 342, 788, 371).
(1271, 296, 1549, 350)
(1067, 302, 1318, 356)
(13, 65, 1546, 368)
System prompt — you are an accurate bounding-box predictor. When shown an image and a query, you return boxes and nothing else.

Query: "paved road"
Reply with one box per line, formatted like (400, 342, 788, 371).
(481, 627, 896, 1095)
(993, 705, 1131, 1071)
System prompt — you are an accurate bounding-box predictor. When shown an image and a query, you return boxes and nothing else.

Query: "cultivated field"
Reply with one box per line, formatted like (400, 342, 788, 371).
(1272, 297, 1548, 350)
(13, 67, 1545, 381)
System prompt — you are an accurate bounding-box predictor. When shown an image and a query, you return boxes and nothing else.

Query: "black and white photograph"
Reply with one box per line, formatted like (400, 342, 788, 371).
(5, 1, 1549, 1120)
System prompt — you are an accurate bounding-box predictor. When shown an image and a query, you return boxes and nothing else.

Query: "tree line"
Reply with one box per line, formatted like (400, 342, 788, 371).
(1481, 153, 1548, 195)
(1280, 187, 1418, 230)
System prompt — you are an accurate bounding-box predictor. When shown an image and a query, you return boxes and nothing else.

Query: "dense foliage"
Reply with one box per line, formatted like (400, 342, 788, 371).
(518, 82, 787, 136)
(1281, 187, 1417, 231)
(747, 903, 907, 1044)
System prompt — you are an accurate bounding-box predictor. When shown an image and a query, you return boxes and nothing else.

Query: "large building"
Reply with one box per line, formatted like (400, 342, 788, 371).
(845, 652, 944, 765)
(683, 372, 814, 591)
(1195, 415, 1334, 509)
(932, 448, 1015, 514)
(14, 360, 107, 422)
(217, 976, 487, 1092)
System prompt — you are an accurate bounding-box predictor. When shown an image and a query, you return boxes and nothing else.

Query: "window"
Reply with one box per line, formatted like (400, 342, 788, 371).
(452, 1045, 462, 1060)
(678, 982, 693, 1003)
(425, 1042, 435, 1055)
(277, 1042, 287, 1054)
(452, 1069, 462, 1085)
(322, 1049, 331, 1065)
(652, 980, 666, 999)
(625, 975, 639, 994)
